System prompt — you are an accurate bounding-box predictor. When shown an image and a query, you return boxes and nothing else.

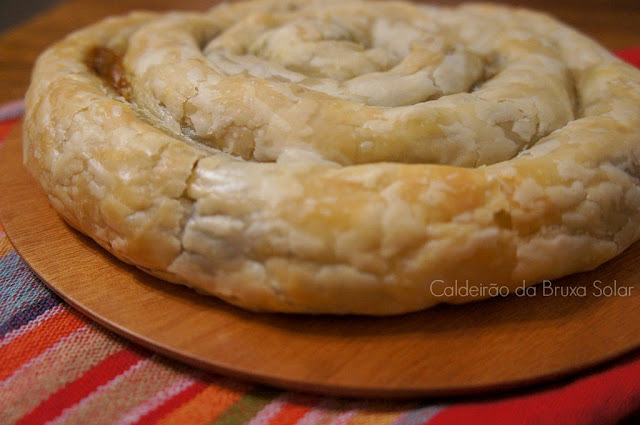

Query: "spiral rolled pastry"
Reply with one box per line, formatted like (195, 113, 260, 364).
(24, 0, 640, 314)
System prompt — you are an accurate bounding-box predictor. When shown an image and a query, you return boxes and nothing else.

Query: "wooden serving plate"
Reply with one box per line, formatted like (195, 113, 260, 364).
(2, 123, 640, 398)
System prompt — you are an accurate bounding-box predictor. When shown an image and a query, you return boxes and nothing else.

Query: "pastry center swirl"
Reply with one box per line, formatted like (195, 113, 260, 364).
(89, 2, 578, 167)
(204, 11, 485, 106)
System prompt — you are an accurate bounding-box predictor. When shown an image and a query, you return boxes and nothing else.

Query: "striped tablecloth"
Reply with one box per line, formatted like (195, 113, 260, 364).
(1, 48, 640, 425)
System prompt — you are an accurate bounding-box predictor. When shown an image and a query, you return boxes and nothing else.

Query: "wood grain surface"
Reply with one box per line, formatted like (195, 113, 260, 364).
(0, 0, 638, 105)
(3, 125, 640, 397)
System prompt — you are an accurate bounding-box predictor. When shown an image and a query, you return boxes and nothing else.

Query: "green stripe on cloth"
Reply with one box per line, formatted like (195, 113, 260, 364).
(211, 386, 280, 425)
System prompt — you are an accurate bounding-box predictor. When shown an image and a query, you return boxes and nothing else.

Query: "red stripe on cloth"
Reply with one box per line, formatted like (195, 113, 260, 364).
(132, 380, 208, 425)
(0, 117, 18, 144)
(267, 402, 313, 425)
(0, 309, 86, 380)
(15, 348, 148, 425)
(426, 356, 640, 425)
(617, 47, 640, 69)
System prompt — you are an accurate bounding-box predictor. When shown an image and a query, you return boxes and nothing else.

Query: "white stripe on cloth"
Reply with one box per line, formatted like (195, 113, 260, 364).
(295, 399, 342, 425)
(0, 304, 66, 349)
(113, 377, 197, 425)
(0, 326, 90, 388)
(245, 393, 291, 425)
(329, 409, 359, 425)
(46, 358, 151, 425)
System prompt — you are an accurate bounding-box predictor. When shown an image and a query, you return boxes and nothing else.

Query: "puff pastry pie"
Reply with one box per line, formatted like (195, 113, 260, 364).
(23, 0, 640, 314)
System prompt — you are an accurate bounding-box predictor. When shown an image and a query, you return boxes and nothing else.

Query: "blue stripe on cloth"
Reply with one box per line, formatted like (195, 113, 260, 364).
(0, 296, 60, 339)
(0, 251, 56, 319)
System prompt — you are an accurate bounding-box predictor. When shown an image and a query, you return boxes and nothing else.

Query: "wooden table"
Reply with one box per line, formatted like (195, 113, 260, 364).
(0, 0, 638, 106)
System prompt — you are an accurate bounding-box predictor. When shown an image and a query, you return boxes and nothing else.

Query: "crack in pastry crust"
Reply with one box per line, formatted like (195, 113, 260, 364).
(23, 0, 640, 314)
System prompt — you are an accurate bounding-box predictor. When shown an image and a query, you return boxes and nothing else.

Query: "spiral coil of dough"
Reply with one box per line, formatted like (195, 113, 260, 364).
(24, 0, 640, 314)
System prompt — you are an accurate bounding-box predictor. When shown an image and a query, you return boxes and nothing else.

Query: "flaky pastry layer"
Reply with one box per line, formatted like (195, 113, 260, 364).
(23, 0, 640, 314)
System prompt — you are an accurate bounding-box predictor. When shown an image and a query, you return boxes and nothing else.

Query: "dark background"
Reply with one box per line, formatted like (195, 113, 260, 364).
(0, 0, 63, 33)
(2, 0, 638, 36)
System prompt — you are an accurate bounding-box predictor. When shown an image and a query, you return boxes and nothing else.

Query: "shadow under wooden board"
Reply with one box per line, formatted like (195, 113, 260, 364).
(2, 123, 640, 398)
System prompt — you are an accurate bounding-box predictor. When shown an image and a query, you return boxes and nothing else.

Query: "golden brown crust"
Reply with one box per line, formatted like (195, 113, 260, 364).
(23, 0, 640, 314)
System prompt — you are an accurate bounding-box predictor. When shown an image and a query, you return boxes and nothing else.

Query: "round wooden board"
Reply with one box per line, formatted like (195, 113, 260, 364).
(3, 123, 640, 399)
